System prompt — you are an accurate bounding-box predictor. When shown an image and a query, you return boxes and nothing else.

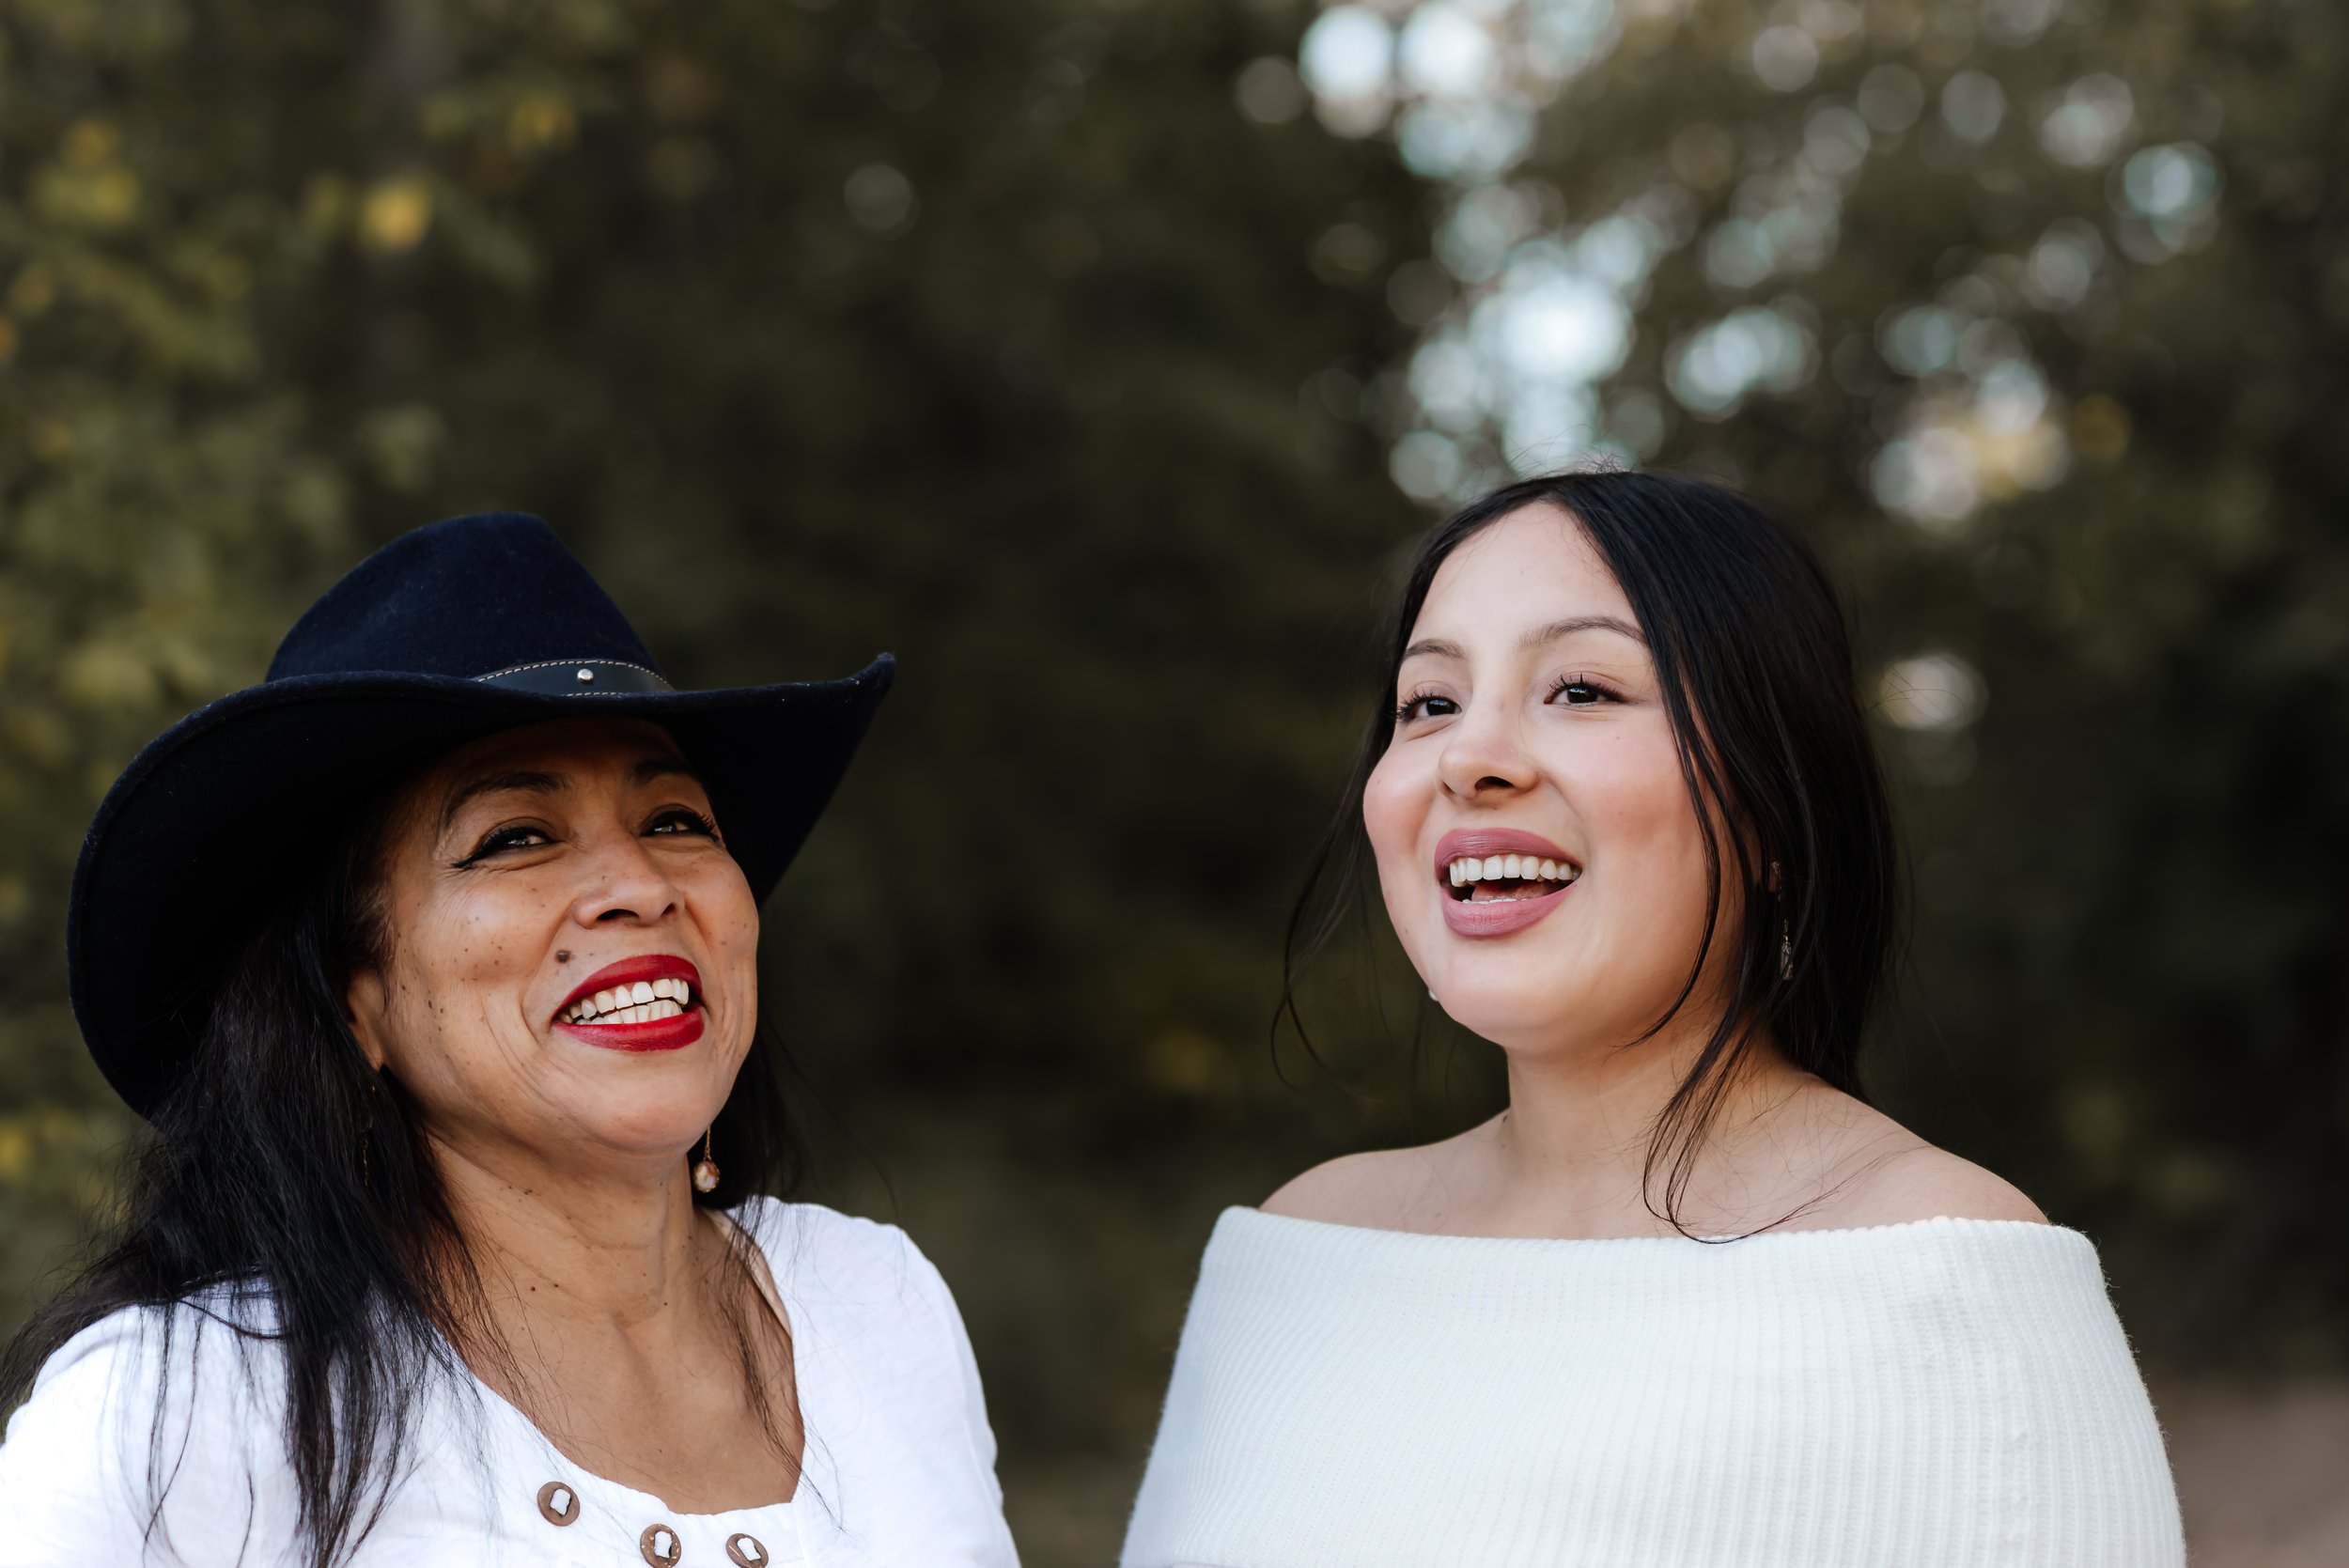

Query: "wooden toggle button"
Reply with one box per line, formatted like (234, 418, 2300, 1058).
(639, 1522, 682, 1567)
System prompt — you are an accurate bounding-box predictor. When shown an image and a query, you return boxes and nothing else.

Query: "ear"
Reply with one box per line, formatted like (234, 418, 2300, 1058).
(345, 967, 392, 1072)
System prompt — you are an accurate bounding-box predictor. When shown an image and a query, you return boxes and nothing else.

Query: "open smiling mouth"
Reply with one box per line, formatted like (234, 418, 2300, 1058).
(552, 956, 706, 1051)
(1443, 852, 1582, 904)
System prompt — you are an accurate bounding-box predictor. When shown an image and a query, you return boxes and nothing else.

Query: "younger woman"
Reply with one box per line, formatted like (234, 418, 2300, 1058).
(1123, 473, 2182, 1567)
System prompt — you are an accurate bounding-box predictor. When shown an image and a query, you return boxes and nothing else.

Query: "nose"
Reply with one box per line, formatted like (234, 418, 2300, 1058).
(568, 830, 684, 929)
(1436, 696, 1538, 803)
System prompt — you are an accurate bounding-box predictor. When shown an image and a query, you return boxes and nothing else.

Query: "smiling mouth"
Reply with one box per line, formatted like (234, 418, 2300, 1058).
(1443, 853, 1582, 904)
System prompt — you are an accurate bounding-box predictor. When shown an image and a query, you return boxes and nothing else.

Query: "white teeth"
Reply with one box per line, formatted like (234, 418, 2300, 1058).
(559, 978, 697, 1026)
(563, 997, 686, 1026)
(1445, 853, 1579, 887)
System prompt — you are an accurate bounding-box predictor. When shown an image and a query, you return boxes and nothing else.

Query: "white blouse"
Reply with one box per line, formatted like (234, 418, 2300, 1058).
(0, 1199, 1020, 1568)
(1124, 1208, 2184, 1568)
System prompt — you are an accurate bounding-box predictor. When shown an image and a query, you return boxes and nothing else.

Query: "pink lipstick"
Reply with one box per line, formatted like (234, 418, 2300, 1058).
(1433, 828, 1581, 939)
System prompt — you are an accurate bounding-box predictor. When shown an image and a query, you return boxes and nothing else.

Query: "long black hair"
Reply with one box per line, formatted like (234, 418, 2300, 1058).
(1280, 470, 1899, 1224)
(1, 770, 807, 1567)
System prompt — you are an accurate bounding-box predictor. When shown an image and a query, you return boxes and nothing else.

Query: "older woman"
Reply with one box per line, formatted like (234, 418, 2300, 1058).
(1123, 472, 2183, 1567)
(0, 516, 1019, 1567)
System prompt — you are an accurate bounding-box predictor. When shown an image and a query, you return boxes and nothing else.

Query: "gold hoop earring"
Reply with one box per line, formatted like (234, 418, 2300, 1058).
(692, 1128, 721, 1194)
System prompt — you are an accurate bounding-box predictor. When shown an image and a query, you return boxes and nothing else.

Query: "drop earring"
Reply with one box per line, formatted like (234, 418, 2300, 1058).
(1771, 860, 1793, 982)
(692, 1128, 721, 1194)
(359, 1071, 381, 1187)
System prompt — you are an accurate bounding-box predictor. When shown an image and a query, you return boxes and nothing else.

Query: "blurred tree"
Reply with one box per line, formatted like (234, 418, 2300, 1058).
(0, 0, 362, 1322)
(1289, 0, 2349, 1368)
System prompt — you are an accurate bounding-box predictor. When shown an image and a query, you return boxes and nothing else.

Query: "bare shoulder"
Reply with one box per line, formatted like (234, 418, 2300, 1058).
(1261, 1139, 1464, 1230)
(1261, 1149, 1411, 1227)
(1818, 1141, 2048, 1229)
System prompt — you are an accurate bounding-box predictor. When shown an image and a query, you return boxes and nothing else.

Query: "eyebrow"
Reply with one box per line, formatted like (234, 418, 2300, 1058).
(440, 768, 566, 835)
(1400, 614, 1646, 663)
(633, 755, 703, 789)
(438, 755, 704, 835)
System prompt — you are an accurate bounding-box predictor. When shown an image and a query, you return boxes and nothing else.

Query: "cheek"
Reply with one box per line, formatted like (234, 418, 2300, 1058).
(1577, 734, 1713, 931)
(390, 889, 547, 1039)
(1362, 747, 1438, 935)
(685, 860, 762, 986)
(1361, 747, 1423, 864)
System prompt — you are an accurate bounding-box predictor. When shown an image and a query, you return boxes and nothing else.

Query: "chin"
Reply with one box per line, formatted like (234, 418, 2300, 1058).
(1434, 992, 1579, 1051)
(563, 1092, 720, 1160)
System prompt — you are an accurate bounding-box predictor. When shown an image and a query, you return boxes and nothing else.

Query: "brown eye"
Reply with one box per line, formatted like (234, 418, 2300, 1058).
(454, 825, 551, 867)
(1397, 693, 1460, 723)
(1548, 675, 1620, 707)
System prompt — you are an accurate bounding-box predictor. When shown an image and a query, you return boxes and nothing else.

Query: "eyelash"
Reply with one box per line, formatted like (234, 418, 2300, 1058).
(1395, 688, 1458, 724)
(1393, 675, 1622, 724)
(452, 807, 720, 867)
(1547, 674, 1623, 707)
(649, 807, 720, 841)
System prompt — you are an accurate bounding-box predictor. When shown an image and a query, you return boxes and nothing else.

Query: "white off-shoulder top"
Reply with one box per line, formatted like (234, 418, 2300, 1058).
(0, 1198, 1019, 1568)
(1123, 1208, 2183, 1568)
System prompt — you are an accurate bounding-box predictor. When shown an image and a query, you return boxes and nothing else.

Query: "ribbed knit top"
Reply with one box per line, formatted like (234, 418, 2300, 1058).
(1122, 1208, 2183, 1568)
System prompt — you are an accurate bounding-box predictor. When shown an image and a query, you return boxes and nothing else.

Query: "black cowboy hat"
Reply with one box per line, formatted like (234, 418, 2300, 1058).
(68, 513, 894, 1117)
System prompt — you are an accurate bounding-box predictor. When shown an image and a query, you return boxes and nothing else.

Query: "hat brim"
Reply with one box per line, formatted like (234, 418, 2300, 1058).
(68, 655, 894, 1117)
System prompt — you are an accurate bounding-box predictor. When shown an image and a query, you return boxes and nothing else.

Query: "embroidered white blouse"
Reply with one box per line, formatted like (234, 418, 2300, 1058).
(0, 1199, 1019, 1568)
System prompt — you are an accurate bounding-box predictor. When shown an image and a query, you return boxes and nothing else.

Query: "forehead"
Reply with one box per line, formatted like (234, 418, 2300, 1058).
(418, 716, 698, 831)
(1414, 505, 1634, 635)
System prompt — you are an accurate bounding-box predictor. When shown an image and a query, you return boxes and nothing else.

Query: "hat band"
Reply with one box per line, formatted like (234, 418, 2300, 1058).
(476, 659, 676, 694)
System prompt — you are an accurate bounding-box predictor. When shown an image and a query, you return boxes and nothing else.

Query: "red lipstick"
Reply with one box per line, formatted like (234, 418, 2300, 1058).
(552, 955, 705, 1053)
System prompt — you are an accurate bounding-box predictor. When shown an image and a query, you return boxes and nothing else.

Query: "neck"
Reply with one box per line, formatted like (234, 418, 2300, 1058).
(427, 1134, 709, 1338)
(1485, 1009, 1806, 1235)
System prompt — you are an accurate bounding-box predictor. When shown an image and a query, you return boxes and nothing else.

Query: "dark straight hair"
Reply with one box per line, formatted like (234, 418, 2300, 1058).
(1, 770, 806, 1568)
(1280, 469, 1899, 1225)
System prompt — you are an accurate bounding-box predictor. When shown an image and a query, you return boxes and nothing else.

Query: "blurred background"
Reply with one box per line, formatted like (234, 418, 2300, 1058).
(1, 0, 2343, 1560)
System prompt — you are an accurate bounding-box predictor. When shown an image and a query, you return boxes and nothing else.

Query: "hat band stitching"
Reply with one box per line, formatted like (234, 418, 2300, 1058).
(475, 658, 675, 691)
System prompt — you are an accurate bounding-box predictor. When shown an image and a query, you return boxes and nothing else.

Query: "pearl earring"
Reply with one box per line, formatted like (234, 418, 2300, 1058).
(692, 1128, 721, 1194)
